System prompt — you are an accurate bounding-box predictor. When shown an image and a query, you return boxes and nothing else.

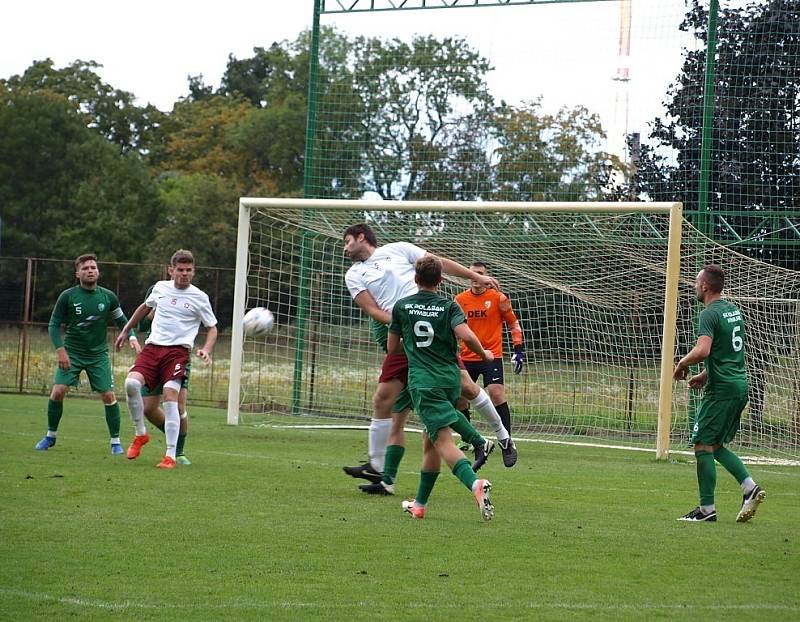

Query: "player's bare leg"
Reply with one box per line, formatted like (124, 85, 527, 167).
(344, 378, 403, 483)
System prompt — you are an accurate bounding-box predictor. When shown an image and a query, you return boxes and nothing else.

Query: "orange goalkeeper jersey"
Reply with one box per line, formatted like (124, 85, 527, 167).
(455, 288, 523, 361)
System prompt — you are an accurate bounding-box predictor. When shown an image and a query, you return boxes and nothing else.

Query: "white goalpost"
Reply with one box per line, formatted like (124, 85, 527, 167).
(227, 198, 688, 460)
(228, 198, 800, 465)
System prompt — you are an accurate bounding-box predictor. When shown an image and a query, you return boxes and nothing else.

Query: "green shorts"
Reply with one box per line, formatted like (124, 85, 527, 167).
(409, 386, 461, 442)
(691, 393, 748, 446)
(140, 360, 192, 397)
(53, 352, 114, 393)
(392, 386, 413, 414)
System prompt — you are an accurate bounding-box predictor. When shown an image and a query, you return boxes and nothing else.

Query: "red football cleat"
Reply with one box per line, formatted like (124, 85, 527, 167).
(126, 434, 150, 460)
(156, 456, 177, 469)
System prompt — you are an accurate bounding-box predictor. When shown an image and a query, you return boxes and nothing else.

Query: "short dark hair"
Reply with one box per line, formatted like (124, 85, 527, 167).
(170, 249, 194, 266)
(470, 261, 488, 270)
(415, 255, 442, 287)
(343, 223, 377, 247)
(75, 253, 97, 269)
(701, 264, 724, 293)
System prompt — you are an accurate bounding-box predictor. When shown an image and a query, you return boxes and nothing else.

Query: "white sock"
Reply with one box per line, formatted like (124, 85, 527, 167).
(110, 437, 121, 445)
(470, 389, 510, 442)
(124, 378, 147, 436)
(46, 431, 57, 438)
(741, 477, 756, 494)
(368, 418, 392, 472)
(701, 504, 715, 514)
(164, 401, 180, 459)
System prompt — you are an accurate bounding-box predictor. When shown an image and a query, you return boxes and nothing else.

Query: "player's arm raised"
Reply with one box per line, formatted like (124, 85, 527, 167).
(353, 290, 392, 325)
(454, 323, 493, 362)
(432, 254, 500, 291)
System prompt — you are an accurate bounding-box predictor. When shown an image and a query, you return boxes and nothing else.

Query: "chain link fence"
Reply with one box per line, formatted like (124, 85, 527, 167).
(0, 257, 235, 406)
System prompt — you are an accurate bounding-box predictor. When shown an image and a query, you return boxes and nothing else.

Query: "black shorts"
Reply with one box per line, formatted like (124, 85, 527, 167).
(463, 359, 505, 387)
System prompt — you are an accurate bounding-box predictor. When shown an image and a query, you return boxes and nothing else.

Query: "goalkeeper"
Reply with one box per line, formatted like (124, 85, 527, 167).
(455, 261, 522, 467)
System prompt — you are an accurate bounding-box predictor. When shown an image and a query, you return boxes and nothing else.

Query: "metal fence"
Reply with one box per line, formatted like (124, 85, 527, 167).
(0, 257, 235, 406)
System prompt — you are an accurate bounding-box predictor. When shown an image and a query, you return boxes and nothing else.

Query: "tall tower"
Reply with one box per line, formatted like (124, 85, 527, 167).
(612, 0, 632, 163)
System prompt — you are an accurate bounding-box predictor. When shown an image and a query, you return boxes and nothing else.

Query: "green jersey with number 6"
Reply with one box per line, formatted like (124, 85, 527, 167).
(697, 299, 748, 398)
(389, 290, 465, 389)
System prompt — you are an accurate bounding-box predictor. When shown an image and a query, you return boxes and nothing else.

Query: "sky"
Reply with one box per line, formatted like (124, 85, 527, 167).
(2, 1, 699, 157)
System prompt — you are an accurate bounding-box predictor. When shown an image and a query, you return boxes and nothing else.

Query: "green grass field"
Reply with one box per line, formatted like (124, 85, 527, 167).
(1, 393, 798, 621)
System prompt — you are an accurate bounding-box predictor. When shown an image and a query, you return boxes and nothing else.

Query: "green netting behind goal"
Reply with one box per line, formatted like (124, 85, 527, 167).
(304, 0, 800, 267)
(236, 202, 799, 464)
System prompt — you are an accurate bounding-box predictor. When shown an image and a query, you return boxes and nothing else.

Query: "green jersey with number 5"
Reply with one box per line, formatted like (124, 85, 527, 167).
(697, 299, 748, 397)
(389, 290, 465, 389)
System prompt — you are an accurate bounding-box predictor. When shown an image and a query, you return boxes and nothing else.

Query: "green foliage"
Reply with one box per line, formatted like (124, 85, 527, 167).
(148, 173, 240, 269)
(493, 99, 623, 201)
(0, 90, 160, 261)
(632, 0, 800, 268)
(1, 59, 165, 154)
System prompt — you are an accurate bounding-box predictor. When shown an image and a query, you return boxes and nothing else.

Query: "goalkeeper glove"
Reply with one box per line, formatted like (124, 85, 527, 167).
(511, 345, 525, 375)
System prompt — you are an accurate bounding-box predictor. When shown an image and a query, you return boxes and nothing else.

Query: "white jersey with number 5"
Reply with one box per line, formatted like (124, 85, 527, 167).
(145, 280, 218, 349)
(345, 242, 426, 312)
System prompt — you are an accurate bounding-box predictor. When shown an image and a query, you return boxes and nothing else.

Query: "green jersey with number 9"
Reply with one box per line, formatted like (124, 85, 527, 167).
(389, 290, 465, 390)
(697, 299, 748, 397)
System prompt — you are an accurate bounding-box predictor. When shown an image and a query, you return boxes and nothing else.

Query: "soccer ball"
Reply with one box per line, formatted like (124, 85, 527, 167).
(243, 307, 274, 336)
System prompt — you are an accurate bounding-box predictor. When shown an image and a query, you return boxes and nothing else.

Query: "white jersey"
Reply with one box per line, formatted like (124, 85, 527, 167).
(345, 242, 426, 312)
(145, 280, 218, 350)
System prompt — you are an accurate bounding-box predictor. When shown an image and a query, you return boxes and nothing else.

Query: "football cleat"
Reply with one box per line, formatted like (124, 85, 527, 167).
(176, 454, 191, 466)
(343, 461, 383, 484)
(499, 438, 518, 468)
(402, 499, 426, 519)
(473, 479, 494, 521)
(111, 443, 124, 456)
(359, 481, 395, 495)
(126, 433, 150, 459)
(736, 486, 766, 523)
(34, 436, 56, 451)
(156, 456, 177, 469)
(677, 507, 717, 522)
(471, 439, 495, 472)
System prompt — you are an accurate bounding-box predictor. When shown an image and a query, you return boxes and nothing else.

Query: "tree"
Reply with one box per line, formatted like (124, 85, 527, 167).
(491, 99, 623, 202)
(632, 0, 800, 269)
(349, 35, 495, 201)
(0, 90, 161, 260)
(0, 59, 165, 155)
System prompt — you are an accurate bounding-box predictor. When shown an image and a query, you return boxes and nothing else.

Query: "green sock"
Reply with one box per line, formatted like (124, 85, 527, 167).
(47, 400, 63, 432)
(383, 444, 405, 485)
(177, 432, 187, 455)
(713, 446, 750, 484)
(104, 402, 121, 438)
(452, 457, 477, 491)
(450, 412, 484, 447)
(415, 470, 440, 506)
(696, 450, 716, 507)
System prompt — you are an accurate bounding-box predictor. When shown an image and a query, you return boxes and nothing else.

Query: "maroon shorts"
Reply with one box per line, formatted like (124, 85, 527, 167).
(379, 352, 409, 384)
(130, 344, 190, 391)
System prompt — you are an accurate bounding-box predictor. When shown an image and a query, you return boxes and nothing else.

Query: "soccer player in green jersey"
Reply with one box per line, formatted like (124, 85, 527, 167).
(388, 255, 496, 521)
(673, 264, 765, 523)
(137, 286, 192, 465)
(35, 254, 141, 454)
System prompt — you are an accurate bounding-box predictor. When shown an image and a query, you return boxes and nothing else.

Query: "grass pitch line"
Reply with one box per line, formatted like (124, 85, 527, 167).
(1, 587, 798, 614)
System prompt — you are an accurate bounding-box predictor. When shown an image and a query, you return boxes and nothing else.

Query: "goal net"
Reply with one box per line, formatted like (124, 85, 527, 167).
(228, 198, 798, 464)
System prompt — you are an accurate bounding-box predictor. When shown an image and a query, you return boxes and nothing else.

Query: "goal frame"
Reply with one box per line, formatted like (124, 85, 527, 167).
(227, 198, 683, 460)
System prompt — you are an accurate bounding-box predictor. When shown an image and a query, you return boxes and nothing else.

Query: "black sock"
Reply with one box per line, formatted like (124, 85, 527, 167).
(496, 401, 511, 435)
